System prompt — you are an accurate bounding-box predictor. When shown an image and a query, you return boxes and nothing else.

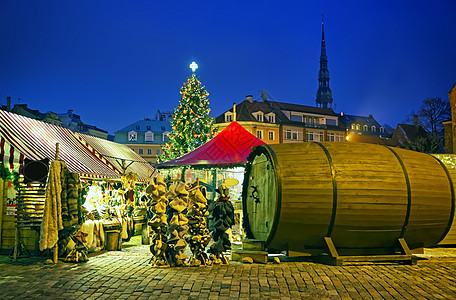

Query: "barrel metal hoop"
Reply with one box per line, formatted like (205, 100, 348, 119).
(428, 154, 455, 245)
(385, 146, 411, 238)
(314, 142, 337, 237)
(261, 144, 282, 247)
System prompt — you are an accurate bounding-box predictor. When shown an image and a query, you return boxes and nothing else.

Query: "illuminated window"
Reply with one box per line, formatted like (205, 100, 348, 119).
(306, 131, 314, 141)
(351, 124, 355, 130)
(256, 130, 263, 140)
(128, 131, 137, 141)
(285, 129, 302, 140)
(355, 124, 360, 130)
(163, 132, 169, 142)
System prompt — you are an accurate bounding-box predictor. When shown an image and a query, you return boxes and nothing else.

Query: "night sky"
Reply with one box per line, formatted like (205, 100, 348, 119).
(1, 1, 455, 134)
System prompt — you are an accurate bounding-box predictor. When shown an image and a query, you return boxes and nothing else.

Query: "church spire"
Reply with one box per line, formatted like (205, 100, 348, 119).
(316, 15, 333, 109)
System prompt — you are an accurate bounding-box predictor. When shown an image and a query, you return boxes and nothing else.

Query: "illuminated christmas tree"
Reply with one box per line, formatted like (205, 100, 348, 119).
(158, 62, 216, 162)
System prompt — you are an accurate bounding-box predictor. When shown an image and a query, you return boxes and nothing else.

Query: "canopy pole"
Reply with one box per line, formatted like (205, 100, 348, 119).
(233, 103, 236, 122)
(53, 142, 59, 264)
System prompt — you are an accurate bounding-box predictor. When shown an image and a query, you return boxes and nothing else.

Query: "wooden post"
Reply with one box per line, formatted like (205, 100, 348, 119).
(233, 103, 236, 122)
(0, 178, 4, 249)
(53, 143, 59, 264)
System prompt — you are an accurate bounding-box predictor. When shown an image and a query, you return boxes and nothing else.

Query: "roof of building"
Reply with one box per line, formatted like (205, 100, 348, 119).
(115, 119, 172, 134)
(339, 114, 381, 127)
(216, 99, 340, 128)
(395, 123, 429, 141)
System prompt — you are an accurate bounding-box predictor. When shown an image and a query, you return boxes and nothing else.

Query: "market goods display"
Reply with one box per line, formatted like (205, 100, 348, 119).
(208, 184, 235, 265)
(146, 175, 169, 266)
(61, 169, 82, 227)
(186, 180, 211, 266)
(166, 182, 189, 266)
(40, 160, 66, 251)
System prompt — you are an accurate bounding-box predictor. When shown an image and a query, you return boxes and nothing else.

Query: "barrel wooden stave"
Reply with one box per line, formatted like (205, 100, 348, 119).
(243, 142, 454, 253)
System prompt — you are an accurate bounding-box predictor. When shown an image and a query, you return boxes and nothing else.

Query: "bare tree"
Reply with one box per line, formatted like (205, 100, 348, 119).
(403, 97, 451, 153)
(417, 97, 451, 139)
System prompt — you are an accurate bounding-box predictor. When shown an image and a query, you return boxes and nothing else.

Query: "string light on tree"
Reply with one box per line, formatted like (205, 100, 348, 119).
(158, 62, 216, 163)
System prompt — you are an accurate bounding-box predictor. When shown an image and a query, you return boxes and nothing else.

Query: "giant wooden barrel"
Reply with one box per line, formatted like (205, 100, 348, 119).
(242, 142, 455, 253)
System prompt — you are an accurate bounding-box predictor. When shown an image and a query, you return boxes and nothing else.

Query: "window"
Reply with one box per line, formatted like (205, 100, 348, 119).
(146, 126, 151, 130)
(147, 149, 152, 155)
(225, 113, 233, 123)
(128, 131, 137, 141)
(363, 125, 368, 131)
(256, 114, 263, 122)
(371, 125, 376, 132)
(351, 124, 355, 130)
(285, 129, 302, 140)
(326, 119, 337, 126)
(138, 148, 143, 154)
(256, 130, 263, 140)
(380, 127, 384, 133)
(135, 125, 140, 130)
(290, 114, 302, 122)
(268, 131, 275, 141)
(306, 131, 314, 141)
(355, 124, 360, 131)
(163, 132, 169, 142)
(327, 132, 335, 142)
(156, 149, 160, 155)
(145, 131, 154, 142)
(317, 131, 324, 142)
(266, 114, 275, 123)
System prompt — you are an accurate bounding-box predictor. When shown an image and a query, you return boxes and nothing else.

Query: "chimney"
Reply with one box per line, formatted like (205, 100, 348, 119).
(413, 115, 419, 128)
(246, 95, 253, 103)
(6, 96, 11, 111)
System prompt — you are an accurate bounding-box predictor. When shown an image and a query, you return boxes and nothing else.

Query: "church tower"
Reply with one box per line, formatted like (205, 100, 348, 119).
(316, 17, 333, 109)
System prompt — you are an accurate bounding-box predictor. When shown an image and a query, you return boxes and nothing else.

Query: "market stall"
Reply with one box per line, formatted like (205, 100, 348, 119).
(155, 121, 265, 241)
(0, 110, 155, 260)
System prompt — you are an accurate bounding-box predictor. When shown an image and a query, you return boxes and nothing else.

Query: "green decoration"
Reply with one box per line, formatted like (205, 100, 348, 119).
(158, 62, 216, 163)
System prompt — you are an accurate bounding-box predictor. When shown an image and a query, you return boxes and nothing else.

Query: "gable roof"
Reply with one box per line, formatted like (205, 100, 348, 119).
(155, 121, 265, 168)
(215, 99, 342, 131)
(115, 119, 172, 133)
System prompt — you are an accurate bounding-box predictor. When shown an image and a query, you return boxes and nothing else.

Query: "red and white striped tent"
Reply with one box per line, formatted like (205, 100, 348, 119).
(0, 110, 154, 181)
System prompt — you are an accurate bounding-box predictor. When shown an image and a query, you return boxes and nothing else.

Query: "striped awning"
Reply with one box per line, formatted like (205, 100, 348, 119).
(0, 110, 152, 181)
(73, 132, 155, 182)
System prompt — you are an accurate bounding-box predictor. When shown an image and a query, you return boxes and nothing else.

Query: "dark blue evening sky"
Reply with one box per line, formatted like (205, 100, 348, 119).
(1, 1, 455, 134)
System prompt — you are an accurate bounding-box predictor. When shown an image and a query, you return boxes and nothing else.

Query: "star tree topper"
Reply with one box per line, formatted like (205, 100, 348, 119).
(190, 61, 198, 73)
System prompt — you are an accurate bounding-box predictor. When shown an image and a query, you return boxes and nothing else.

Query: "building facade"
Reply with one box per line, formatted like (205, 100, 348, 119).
(59, 110, 108, 139)
(215, 96, 346, 144)
(114, 110, 173, 164)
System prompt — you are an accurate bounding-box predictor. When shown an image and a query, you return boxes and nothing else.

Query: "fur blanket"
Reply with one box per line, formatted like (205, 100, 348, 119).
(39, 160, 65, 251)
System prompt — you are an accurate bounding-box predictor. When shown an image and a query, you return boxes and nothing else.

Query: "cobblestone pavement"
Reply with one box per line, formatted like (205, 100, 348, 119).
(1, 243, 456, 299)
